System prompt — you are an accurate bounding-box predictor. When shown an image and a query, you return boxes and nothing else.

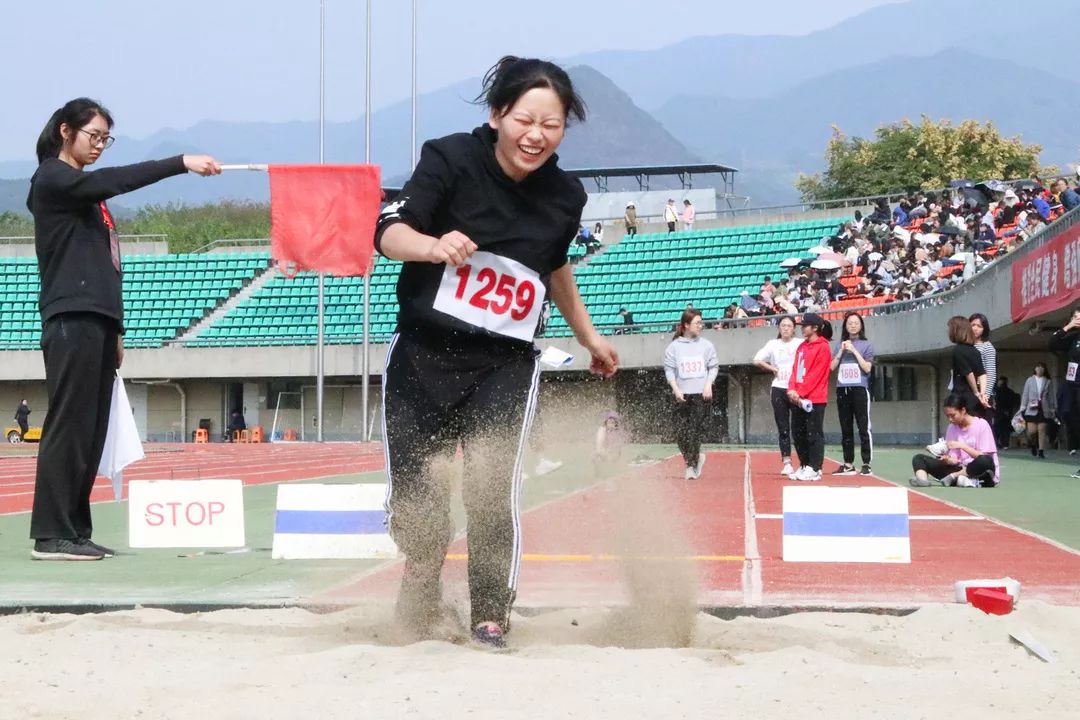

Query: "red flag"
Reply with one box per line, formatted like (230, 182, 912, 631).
(268, 164, 381, 277)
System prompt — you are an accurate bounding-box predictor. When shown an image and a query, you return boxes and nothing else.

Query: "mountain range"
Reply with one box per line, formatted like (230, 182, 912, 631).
(2, 0, 1077, 213)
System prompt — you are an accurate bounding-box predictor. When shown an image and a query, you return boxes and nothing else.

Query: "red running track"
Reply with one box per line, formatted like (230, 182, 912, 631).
(0, 442, 384, 515)
(326, 450, 1080, 608)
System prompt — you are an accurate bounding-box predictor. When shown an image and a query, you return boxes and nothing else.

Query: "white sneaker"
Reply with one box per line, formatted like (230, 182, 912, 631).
(955, 475, 978, 488)
(684, 466, 696, 481)
(695, 453, 707, 477)
(789, 466, 811, 481)
(926, 438, 948, 457)
(801, 469, 822, 482)
(781, 462, 794, 476)
(533, 458, 563, 477)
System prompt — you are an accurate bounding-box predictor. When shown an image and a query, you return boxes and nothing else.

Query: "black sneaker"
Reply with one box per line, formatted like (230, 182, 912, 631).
(472, 621, 506, 649)
(860, 464, 873, 476)
(31, 538, 105, 561)
(833, 465, 857, 476)
(78, 538, 116, 558)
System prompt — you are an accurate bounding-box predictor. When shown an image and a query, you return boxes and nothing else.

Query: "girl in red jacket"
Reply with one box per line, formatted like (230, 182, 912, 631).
(786, 312, 834, 481)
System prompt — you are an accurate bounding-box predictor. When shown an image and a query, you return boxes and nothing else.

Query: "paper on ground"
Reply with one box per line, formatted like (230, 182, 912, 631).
(539, 346, 574, 368)
(98, 372, 145, 501)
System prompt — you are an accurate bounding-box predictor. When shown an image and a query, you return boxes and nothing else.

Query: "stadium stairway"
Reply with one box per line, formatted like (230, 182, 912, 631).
(179, 261, 279, 343)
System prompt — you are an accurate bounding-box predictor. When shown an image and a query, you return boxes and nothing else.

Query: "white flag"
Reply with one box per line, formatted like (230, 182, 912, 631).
(98, 372, 144, 501)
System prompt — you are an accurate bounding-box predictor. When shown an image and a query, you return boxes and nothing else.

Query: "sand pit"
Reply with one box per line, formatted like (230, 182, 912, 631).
(0, 601, 1077, 719)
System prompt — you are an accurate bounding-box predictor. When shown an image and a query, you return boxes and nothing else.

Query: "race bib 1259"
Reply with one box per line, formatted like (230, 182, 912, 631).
(432, 251, 545, 342)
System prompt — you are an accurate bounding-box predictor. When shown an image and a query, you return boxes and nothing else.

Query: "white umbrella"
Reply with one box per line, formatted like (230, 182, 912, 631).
(918, 232, 941, 245)
(807, 246, 830, 255)
(868, 251, 884, 261)
(951, 251, 973, 262)
(779, 257, 803, 268)
(810, 258, 842, 271)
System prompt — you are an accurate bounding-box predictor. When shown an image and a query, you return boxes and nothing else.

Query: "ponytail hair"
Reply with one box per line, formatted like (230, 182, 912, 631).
(36, 98, 113, 164)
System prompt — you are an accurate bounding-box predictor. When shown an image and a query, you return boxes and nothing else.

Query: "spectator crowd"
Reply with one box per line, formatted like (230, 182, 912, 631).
(718, 175, 1080, 326)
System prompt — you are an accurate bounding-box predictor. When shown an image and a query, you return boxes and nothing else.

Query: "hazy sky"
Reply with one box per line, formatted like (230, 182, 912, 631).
(3, 0, 899, 162)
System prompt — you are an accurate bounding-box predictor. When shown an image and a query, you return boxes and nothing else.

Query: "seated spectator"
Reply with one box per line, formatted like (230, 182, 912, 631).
(975, 222, 997, 249)
(1031, 192, 1052, 220)
(739, 291, 762, 316)
(593, 411, 626, 479)
(893, 198, 910, 225)
(760, 275, 776, 298)
(1056, 179, 1080, 211)
(226, 408, 246, 441)
(910, 393, 999, 488)
(1020, 213, 1045, 241)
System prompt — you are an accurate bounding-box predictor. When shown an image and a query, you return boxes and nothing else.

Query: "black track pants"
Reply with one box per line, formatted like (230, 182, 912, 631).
(30, 313, 117, 540)
(381, 333, 539, 629)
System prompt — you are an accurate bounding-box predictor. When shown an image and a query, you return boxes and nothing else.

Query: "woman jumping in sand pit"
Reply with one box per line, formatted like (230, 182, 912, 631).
(28, 98, 220, 562)
(375, 56, 619, 648)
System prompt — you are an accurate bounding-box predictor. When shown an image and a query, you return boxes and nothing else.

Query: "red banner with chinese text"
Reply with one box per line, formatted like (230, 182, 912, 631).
(1011, 222, 1080, 322)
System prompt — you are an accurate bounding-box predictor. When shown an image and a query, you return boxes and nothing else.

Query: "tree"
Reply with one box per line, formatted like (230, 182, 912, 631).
(119, 201, 271, 254)
(795, 116, 1042, 202)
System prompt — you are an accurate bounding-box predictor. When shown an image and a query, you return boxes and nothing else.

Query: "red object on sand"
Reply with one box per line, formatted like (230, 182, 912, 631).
(268, 164, 381, 277)
(969, 588, 1014, 615)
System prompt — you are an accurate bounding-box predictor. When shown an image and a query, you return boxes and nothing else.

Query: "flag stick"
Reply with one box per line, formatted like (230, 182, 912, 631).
(219, 164, 269, 171)
(316, 0, 326, 443)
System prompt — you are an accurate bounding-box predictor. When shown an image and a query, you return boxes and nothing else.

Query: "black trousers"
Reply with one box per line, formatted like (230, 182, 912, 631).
(30, 313, 117, 540)
(791, 402, 826, 471)
(769, 386, 793, 459)
(912, 453, 996, 486)
(673, 394, 708, 467)
(1066, 385, 1080, 456)
(667, 221, 676, 233)
(17, 418, 28, 439)
(836, 386, 872, 465)
(382, 332, 539, 629)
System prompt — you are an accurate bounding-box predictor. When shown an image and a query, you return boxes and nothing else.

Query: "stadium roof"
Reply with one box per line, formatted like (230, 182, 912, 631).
(383, 163, 738, 200)
(565, 163, 738, 178)
(564, 163, 737, 192)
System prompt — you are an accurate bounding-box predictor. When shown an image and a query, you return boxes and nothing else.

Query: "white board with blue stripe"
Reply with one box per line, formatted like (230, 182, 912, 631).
(271, 484, 398, 560)
(782, 486, 910, 563)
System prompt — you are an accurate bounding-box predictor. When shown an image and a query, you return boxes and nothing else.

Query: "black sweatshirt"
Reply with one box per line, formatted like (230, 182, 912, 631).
(374, 125, 586, 357)
(1050, 328, 1080, 387)
(27, 156, 187, 330)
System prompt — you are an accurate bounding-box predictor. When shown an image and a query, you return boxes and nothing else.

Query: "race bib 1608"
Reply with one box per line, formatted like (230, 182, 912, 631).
(838, 362, 863, 385)
(432, 251, 546, 342)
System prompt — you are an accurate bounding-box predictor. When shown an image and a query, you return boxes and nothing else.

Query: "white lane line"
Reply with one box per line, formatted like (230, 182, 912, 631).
(742, 451, 762, 606)
(754, 513, 984, 521)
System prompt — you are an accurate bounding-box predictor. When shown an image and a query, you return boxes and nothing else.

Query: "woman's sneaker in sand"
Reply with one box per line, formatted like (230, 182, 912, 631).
(472, 621, 506, 649)
(31, 538, 104, 561)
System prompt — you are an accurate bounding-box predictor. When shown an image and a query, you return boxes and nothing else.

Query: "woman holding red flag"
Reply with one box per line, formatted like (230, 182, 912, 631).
(786, 313, 834, 482)
(375, 57, 619, 648)
(28, 98, 220, 562)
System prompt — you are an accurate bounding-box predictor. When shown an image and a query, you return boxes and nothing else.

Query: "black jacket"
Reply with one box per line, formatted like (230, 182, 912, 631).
(1050, 328, 1080, 387)
(28, 156, 187, 329)
(374, 125, 586, 356)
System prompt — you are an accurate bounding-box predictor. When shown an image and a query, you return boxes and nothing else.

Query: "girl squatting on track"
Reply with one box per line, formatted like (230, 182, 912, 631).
(374, 57, 619, 648)
(664, 309, 719, 480)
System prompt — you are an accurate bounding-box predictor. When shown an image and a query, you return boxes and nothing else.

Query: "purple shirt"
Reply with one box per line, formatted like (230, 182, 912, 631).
(833, 339, 875, 388)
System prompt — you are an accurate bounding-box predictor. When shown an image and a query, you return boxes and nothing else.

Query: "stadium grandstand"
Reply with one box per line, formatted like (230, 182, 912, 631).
(1, 175, 1078, 446)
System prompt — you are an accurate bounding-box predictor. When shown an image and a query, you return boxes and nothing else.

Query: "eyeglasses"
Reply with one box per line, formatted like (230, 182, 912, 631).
(78, 129, 115, 149)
